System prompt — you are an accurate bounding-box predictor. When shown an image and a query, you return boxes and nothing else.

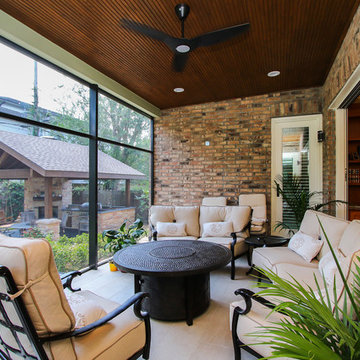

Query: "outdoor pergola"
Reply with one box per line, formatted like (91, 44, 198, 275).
(0, 130, 146, 218)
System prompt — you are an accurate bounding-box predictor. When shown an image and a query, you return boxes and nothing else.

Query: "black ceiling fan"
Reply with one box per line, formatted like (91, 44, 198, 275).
(121, 3, 250, 72)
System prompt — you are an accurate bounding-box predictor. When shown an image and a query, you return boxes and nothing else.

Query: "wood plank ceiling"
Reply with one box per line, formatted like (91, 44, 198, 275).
(1, 0, 359, 110)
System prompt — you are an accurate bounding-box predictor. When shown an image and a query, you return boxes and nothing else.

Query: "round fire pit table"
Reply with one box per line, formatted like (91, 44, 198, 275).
(113, 240, 231, 326)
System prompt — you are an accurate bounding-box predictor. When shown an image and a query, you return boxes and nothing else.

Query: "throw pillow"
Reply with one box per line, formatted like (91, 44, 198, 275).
(288, 231, 323, 263)
(157, 222, 187, 237)
(67, 292, 107, 329)
(318, 249, 351, 286)
(202, 221, 233, 237)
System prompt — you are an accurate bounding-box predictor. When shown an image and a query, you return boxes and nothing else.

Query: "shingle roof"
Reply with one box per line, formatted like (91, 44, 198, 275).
(0, 130, 145, 179)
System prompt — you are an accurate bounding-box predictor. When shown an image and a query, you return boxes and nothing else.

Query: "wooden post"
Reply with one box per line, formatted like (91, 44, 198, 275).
(126, 179, 131, 207)
(44, 177, 53, 218)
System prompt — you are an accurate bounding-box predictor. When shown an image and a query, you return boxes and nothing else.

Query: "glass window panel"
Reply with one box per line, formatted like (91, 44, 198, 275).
(0, 120, 89, 272)
(0, 42, 89, 133)
(98, 93, 151, 150)
(97, 141, 150, 262)
(281, 126, 309, 229)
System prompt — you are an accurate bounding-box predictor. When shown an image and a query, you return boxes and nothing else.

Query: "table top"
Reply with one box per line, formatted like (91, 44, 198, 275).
(113, 240, 232, 277)
(245, 235, 289, 247)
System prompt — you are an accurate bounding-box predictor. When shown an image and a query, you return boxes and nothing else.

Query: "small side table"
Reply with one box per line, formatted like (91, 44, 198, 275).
(245, 235, 289, 267)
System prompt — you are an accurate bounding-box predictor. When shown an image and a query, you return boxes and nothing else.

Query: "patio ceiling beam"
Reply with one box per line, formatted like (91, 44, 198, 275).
(0, 169, 30, 179)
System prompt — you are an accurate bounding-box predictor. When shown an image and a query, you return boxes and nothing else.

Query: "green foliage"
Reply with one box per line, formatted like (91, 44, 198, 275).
(102, 218, 147, 254)
(252, 218, 360, 359)
(23, 227, 45, 238)
(0, 180, 24, 221)
(274, 174, 345, 235)
(47, 233, 111, 273)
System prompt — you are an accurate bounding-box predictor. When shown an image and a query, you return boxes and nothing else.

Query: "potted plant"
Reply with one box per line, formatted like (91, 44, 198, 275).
(274, 174, 346, 235)
(102, 218, 147, 271)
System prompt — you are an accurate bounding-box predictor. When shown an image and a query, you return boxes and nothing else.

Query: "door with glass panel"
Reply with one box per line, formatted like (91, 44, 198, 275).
(271, 114, 323, 235)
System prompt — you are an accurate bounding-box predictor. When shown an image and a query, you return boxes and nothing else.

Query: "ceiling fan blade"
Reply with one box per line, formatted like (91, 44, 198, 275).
(173, 52, 189, 72)
(121, 19, 178, 50)
(193, 23, 250, 48)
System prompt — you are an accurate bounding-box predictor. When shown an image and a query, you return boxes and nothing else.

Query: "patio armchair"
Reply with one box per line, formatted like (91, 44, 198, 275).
(0, 234, 151, 360)
(238, 194, 267, 235)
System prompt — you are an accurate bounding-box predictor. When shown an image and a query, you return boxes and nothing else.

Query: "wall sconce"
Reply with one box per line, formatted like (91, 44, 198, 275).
(205, 141, 210, 146)
(317, 130, 325, 142)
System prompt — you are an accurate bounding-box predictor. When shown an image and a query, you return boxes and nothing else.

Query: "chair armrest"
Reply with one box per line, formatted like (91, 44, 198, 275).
(40, 292, 150, 342)
(60, 271, 82, 292)
(233, 288, 278, 315)
(150, 224, 158, 241)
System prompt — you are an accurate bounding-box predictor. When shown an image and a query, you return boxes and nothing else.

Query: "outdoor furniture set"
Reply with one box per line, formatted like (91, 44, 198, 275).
(231, 209, 360, 358)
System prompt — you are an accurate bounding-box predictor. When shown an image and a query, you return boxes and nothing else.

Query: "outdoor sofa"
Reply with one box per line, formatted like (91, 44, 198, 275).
(231, 209, 360, 358)
(148, 205, 252, 279)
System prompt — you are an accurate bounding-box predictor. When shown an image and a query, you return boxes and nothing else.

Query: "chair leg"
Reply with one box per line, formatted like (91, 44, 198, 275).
(231, 255, 235, 280)
(232, 309, 241, 360)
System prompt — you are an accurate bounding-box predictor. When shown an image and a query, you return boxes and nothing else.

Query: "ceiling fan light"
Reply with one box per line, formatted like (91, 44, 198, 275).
(176, 44, 190, 53)
(267, 70, 280, 77)
(173, 87, 184, 93)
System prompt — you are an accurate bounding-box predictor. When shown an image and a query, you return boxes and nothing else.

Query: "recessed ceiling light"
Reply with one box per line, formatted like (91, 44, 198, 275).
(173, 87, 184, 93)
(267, 70, 280, 77)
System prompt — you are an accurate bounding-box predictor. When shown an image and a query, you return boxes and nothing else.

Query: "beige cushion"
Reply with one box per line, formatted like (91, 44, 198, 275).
(299, 209, 321, 239)
(200, 206, 227, 229)
(0, 234, 75, 337)
(318, 213, 349, 259)
(157, 222, 187, 237)
(174, 206, 200, 237)
(55, 291, 146, 360)
(202, 222, 233, 237)
(288, 231, 323, 263)
(252, 246, 319, 272)
(319, 249, 351, 287)
(225, 206, 251, 233)
(149, 206, 174, 227)
(338, 220, 360, 257)
(66, 290, 107, 329)
(199, 237, 247, 257)
(275, 263, 323, 289)
(229, 299, 286, 359)
(202, 197, 226, 206)
(155, 236, 198, 241)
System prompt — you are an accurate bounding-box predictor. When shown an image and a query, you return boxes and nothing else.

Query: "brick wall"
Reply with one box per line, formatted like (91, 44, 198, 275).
(321, 5, 360, 210)
(154, 88, 322, 214)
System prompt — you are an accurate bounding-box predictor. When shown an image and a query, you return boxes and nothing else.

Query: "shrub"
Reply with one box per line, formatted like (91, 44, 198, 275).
(46, 233, 111, 273)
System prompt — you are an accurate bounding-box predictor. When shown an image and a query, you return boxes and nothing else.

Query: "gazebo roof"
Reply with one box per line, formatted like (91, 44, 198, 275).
(0, 130, 145, 180)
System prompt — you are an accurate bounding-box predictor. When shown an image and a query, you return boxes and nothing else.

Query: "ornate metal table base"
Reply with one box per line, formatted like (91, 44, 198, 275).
(136, 273, 210, 326)
(114, 240, 231, 326)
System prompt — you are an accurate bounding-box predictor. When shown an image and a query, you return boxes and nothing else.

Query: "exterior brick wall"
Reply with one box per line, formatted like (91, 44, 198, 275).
(321, 4, 360, 212)
(154, 88, 322, 217)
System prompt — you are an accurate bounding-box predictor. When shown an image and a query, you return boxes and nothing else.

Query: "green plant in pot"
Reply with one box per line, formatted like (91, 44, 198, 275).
(102, 218, 147, 271)
(274, 174, 346, 235)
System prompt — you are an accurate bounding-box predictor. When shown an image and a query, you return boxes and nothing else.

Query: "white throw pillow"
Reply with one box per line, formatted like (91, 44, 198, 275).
(288, 231, 323, 262)
(202, 222, 233, 237)
(67, 292, 107, 329)
(318, 249, 351, 286)
(157, 222, 187, 237)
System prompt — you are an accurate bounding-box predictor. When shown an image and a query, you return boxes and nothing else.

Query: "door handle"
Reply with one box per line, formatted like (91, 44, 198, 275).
(276, 183, 280, 197)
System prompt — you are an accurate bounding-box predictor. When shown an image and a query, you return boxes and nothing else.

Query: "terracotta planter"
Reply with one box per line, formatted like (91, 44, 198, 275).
(109, 262, 118, 272)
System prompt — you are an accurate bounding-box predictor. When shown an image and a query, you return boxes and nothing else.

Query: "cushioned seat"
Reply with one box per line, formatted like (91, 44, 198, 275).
(252, 246, 319, 272)
(0, 234, 150, 360)
(199, 237, 247, 257)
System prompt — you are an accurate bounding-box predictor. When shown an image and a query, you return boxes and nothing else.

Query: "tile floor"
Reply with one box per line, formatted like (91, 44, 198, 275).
(71, 255, 259, 360)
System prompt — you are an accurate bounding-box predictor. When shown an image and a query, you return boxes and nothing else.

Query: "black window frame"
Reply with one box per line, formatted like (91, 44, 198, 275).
(0, 37, 154, 270)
